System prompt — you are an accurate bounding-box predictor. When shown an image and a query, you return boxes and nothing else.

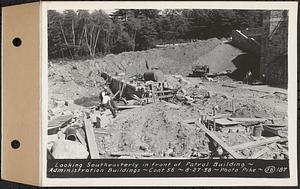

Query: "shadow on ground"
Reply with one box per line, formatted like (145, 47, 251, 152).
(74, 96, 99, 107)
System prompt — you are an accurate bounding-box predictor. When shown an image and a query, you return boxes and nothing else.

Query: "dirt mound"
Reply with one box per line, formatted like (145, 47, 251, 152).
(91, 38, 223, 76)
(193, 43, 244, 73)
(97, 102, 209, 157)
(48, 61, 106, 104)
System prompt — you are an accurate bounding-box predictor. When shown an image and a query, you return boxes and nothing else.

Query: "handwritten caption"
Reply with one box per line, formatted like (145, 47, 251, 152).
(48, 159, 289, 177)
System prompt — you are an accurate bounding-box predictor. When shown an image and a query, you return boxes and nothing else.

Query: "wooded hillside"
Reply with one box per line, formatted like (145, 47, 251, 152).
(48, 9, 263, 59)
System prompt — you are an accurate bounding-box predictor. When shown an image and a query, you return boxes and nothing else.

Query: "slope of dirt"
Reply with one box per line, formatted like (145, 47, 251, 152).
(48, 38, 226, 105)
(48, 61, 106, 108)
(48, 38, 288, 160)
(51, 38, 223, 77)
(96, 102, 209, 157)
(193, 43, 244, 73)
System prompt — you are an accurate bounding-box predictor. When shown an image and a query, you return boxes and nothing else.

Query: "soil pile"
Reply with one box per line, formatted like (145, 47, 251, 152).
(48, 61, 106, 107)
(96, 102, 209, 157)
(51, 38, 224, 77)
(193, 43, 244, 73)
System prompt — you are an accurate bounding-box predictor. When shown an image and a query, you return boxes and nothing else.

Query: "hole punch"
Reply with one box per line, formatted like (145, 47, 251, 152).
(11, 140, 20, 149)
(12, 37, 22, 47)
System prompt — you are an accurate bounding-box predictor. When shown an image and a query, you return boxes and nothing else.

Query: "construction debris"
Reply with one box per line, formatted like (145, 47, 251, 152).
(47, 36, 288, 160)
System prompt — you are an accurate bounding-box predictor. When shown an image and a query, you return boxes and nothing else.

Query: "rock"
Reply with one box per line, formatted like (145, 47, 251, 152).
(216, 146, 223, 156)
(54, 100, 66, 108)
(180, 88, 187, 95)
(169, 152, 176, 157)
(49, 108, 62, 117)
(65, 100, 74, 106)
(241, 148, 251, 157)
(51, 140, 89, 159)
(62, 110, 73, 116)
(99, 149, 106, 155)
(164, 148, 173, 156)
(139, 143, 149, 151)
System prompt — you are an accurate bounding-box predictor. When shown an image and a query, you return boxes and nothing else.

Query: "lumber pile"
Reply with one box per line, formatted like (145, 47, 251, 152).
(194, 121, 243, 159)
(231, 136, 286, 151)
(190, 118, 288, 159)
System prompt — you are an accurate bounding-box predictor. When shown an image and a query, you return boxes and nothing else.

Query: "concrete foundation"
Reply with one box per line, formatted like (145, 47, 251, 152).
(260, 10, 288, 88)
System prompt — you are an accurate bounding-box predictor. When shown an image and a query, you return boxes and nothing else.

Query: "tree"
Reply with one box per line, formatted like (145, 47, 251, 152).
(48, 10, 64, 58)
(48, 9, 264, 60)
(136, 16, 158, 50)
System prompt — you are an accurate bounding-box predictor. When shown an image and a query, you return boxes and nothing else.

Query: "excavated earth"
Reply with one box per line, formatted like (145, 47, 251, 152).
(48, 38, 288, 159)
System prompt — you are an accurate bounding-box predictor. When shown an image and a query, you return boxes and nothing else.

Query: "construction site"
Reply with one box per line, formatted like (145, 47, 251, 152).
(47, 10, 288, 160)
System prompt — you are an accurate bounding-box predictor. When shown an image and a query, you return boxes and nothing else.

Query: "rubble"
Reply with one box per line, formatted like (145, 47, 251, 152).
(47, 37, 288, 160)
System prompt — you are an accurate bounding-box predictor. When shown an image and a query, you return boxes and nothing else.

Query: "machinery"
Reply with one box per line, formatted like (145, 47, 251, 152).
(192, 65, 209, 77)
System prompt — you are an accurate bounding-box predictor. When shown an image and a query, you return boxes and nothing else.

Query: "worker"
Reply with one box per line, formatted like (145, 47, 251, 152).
(244, 70, 253, 84)
(162, 80, 169, 90)
(260, 73, 266, 84)
(99, 91, 117, 118)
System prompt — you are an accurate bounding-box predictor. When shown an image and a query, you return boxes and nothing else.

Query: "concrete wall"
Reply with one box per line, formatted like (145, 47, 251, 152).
(260, 10, 288, 88)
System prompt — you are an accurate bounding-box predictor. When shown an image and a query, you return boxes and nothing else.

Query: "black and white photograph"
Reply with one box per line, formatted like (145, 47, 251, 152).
(46, 5, 292, 179)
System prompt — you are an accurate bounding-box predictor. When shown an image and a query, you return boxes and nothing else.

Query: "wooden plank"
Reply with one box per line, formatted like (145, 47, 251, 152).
(242, 87, 270, 94)
(48, 114, 73, 129)
(112, 90, 120, 99)
(195, 121, 243, 159)
(207, 114, 231, 120)
(157, 94, 174, 99)
(228, 117, 267, 122)
(264, 124, 287, 127)
(251, 147, 270, 159)
(183, 119, 196, 124)
(119, 83, 126, 98)
(83, 118, 100, 159)
(153, 90, 174, 94)
(117, 105, 141, 109)
(110, 152, 153, 157)
(94, 130, 109, 135)
(232, 136, 284, 151)
(214, 118, 239, 126)
(222, 84, 238, 88)
(76, 130, 87, 147)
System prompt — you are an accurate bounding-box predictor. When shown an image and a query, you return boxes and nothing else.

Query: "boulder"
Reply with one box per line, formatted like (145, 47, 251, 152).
(51, 140, 89, 159)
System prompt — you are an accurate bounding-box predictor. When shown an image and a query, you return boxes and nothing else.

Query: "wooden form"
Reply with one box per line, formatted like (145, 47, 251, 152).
(112, 90, 120, 99)
(83, 118, 100, 159)
(194, 121, 243, 159)
(228, 117, 267, 122)
(232, 136, 284, 151)
(151, 83, 174, 101)
(214, 118, 240, 126)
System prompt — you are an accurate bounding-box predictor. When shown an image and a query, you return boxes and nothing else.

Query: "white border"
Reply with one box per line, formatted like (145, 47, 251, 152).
(41, 1, 298, 187)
